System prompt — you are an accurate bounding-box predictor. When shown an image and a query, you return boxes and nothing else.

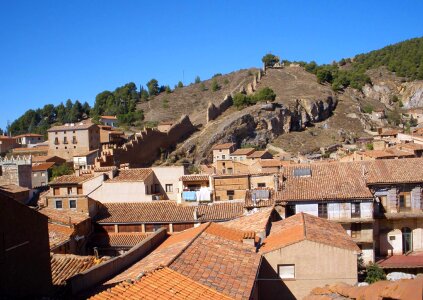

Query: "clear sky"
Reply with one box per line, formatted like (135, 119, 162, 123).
(0, 0, 422, 130)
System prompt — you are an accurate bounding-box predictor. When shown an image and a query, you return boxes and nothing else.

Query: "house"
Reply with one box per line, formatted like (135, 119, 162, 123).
(0, 135, 18, 154)
(157, 121, 174, 132)
(94, 201, 245, 234)
(14, 133, 44, 146)
(0, 155, 32, 189)
(151, 166, 185, 200)
(73, 149, 98, 169)
(45, 172, 105, 216)
(89, 232, 150, 256)
(247, 150, 273, 161)
(258, 213, 360, 300)
(32, 162, 55, 188)
(99, 115, 118, 128)
(47, 120, 100, 160)
(277, 162, 375, 264)
(211, 143, 236, 162)
(0, 194, 52, 297)
(178, 174, 212, 203)
(230, 147, 255, 161)
(99, 125, 125, 146)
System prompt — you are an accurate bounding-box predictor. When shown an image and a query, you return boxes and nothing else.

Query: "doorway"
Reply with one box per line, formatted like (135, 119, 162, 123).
(402, 227, 412, 254)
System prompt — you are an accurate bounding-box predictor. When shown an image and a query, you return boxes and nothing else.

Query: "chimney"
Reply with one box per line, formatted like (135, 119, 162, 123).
(193, 206, 198, 221)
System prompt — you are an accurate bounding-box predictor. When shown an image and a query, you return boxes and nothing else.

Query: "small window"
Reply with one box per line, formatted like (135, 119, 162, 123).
(278, 264, 295, 279)
(227, 168, 233, 174)
(351, 202, 361, 218)
(34, 173, 38, 177)
(227, 190, 235, 196)
(318, 203, 328, 219)
(351, 223, 361, 238)
(67, 187, 73, 194)
(389, 236, 396, 241)
(165, 184, 173, 193)
(55, 200, 63, 209)
(258, 183, 266, 188)
(41, 173, 45, 177)
(69, 200, 77, 209)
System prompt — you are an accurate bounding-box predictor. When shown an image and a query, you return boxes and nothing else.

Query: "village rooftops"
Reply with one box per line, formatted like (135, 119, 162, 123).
(366, 158, 423, 184)
(47, 121, 96, 132)
(106, 168, 153, 182)
(51, 254, 108, 286)
(279, 162, 373, 201)
(231, 148, 255, 156)
(90, 232, 150, 248)
(361, 150, 399, 159)
(32, 162, 55, 171)
(259, 213, 360, 253)
(95, 201, 245, 224)
(257, 159, 288, 168)
(211, 143, 236, 150)
(221, 207, 275, 235)
(49, 173, 99, 185)
(377, 252, 423, 269)
(396, 143, 423, 151)
(48, 223, 74, 250)
(378, 129, 401, 136)
(247, 150, 271, 158)
(13, 133, 43, 138)
(0, 184, 29, 194)
(38, 206, 89, 225)
(179, 174, 210, 181)
(90, 267, 234, 300)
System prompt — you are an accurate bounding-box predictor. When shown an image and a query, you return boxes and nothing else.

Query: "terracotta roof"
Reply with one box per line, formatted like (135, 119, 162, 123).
(101, 115, 118, 120)
(180, 174, 210, 181)
(0, 184, 29, 194)
(200, 164, 215, 175)
(48, 223, 73, 250)
(108, 224, 208, 284)
(13, 146, 48, 152)
(379, 129, 400, 136)
(260, 213, 360, 253)
(73, 149, 98, 157)
(48, 121, 96, 132)
(31, 155, 54, 163)
(90, 232, 149, 248)
(90, 267, 234, 300)
(257, 159, 286, 168)
(51, 254, 107, 286)
(304, 277, 423, 300)
(96, 201, 244, 224)
(14, 133, 43, 138)
(396, 143, 423, 151)
(366, 158, 423, 184)
(205, 222, 256, 242)
(361, 150, 398, 158)
(221, 207, 274, 235)
(211, 143, 236, 150)
(377, 252, 423, 269)
(49, 174, 97, 185)
(107, 168, 153, 182)
(280, 162, 373, 201)
(0, 136, 15, 140)
(169, 225, 261, 299)
(32, 162, 55, 171)
(247, 150, 271, 158)
(38, 207, 89, 225)
(231, 148, 255, 156)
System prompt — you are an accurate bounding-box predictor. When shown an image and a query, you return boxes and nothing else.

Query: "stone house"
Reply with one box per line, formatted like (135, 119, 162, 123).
(14, 133, 44, 146)
(230, 148, 255, 161)
(99, 115, 118, 128)
(211, 143, 236, 163)
(0, 135, 18, 154)
(258, 213, 360, 300)
(72, 149, 98, 169)
(47, 121, 100, 160)
(0, 156, 32, 189)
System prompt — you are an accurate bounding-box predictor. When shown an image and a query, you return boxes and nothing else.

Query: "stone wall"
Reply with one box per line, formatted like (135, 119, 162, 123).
(0, 156, 32, 189)
(206, 94, 233, 123)
(98, 115, 195, 167)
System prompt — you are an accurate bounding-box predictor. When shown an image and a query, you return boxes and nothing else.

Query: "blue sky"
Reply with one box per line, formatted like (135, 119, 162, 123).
(0, 0, 422, 130)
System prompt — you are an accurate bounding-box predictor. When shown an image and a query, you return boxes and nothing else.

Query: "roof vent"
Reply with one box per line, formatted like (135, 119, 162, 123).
(293, 168, 311, 177)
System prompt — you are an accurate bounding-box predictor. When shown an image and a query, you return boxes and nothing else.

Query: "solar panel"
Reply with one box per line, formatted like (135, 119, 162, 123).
(293, 168, 312, 177)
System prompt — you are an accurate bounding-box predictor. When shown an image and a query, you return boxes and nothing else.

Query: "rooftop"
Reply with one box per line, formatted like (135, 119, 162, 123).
(231, 148, 255, 156)
(14, 133, 43, 138)
(90, 267, 234, 300)
(107, 168, 153, 182)
(32, 162, 55, 171)
(221, 207, 275, 235)
(211, 143, 236, 150)
(48, 121, 96, 132)
(377, 252, 423, 269)
(0, 184, 29, 194)
(38, 207, 90, 225)
(96, 201, 244, 224)
(100, 115, 118, 120)
(260, 213, 360, 253)
(247, 150, 271, 158)
(90, 232, 150, 248)
(366, 158, 423, 184)
(49, 173, 97, 185)
(48, 223, 74, 250)
(180, 174, 210, 182)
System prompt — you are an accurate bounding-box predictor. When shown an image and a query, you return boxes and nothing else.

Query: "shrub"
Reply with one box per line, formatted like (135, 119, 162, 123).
(233, 93, 250, 108)
(199, 82, 207, 91)
(194, 76, 201, 84)
(262, 53, 280, 67)
(316, 69, 333, 84)
(224, 78, 229, 85)
(211, 79, 220, 92)
(162, 98, 169, 109)
(212, 73, 222, 78)
(365, 263, 386, 284)
(251, 87, 276, 103)
(362, 104, 374, 114)
(366, 143, 374, 150)
(52, 163, 73, 179)
(177, 81, 184, 88)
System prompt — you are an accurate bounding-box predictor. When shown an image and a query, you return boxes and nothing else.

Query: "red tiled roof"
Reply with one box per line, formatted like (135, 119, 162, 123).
(379, 129, 400, 136)
(361, 150, 398, 158)
(247, 150, 271, 158)
(48, 223, 73, 250)
(107, 168, 153, 182)
(90, 232, 150, 248)
(377, 252, 423, 269)
(101, 115, 118, 120)
(48, 121, 96, 132)
(0, 184, 29, 194)
(180, 174, 210, 182)
(14, 133, 43, 138)
(32, 162, 55, 171)
(231, 148, 255, 156)
(280, 162, 373, 201)
(260, 213, 360, 253)
(96, 201, 244, 224)
(205, 222, 256, 242)
(258, 159, 286, 168)
(211, 143, 236, 150)
(221, 207, 274, 234)
(366, 158, 423, 184)
(49, 174, 97, 185)
(90, 267, 234, 300)
(51, 254, 108, 286)
(38, 207, 90, 225)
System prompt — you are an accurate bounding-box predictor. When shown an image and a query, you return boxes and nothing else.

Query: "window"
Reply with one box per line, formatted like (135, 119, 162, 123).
(351, 202, 361, 218)
(227, 167, 233, 175)
(278, 264, 295, 279)
(69, 199, 77, 209)
(53, 188, 60, 196)
(55, 200, 63, 209)
(41, 173, 45, 177)
(63, 136, 68, 144)
(227, 190, 234, 200)
(286, 205, 296, 217)
(399, 192, 411, 209)
(34, 173, 38, 177)
(222, 155, 226, 159)
(351, 223, 361, 238)
(54, 137, 59, 145)
(72, 136, 77, 144)
(165, 184, 173, 193)
(258, 183, 266, 188)
(318, 203, 328, 219)
(67, 187, 73, 194)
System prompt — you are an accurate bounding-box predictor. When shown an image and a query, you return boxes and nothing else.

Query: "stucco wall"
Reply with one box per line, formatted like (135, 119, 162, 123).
(151, 166, 185, 200)
(260, 240, 358, 300)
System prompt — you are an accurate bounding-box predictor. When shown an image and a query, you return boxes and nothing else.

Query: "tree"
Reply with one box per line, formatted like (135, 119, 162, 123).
(233, 93, 250, 108)
(211, 79, 220, 92)
(262, 53, 280, 67)
(164, 85, 172, 93)
(52, 163, 73, 179)
(147, 79, 159, 96)
(365, 263, 386, 284)
(316, 69, 333, 84)
(177, 81, 184, 88)
(194, 76, 201, 84)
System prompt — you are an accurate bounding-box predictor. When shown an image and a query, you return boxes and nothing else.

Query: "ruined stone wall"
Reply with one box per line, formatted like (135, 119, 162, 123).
(206, 94, 233, 123)
(107, 115, 195, 167)
(0, 156, 32, 189)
